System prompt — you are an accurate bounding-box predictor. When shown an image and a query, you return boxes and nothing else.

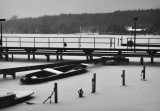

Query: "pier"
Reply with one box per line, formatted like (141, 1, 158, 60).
(0, 36, 160, 62)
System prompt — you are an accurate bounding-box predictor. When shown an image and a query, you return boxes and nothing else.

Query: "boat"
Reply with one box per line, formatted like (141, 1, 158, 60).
(20, 63, 88, 84)
(0, 89, 34, 108)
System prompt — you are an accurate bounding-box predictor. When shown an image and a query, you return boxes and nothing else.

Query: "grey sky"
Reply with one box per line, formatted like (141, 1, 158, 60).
(0, 0, 160, 19)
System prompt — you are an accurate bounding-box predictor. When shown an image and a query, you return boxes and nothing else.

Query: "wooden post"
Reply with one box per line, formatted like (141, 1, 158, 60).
(90, 55, 93, 60)
(60, 50, 63, 60)
(151, 56, 154, 63)
(12, 72, 16, 79)
(92, 73, 96, 93)
(86, 56, 89, 60)
(5, 54, 8, 61)
(140, 57, 143, 65)
(142, 66, 146, 80)
(56, 50, 59, 61)
(54, 83, 58, 103)
(121, 70, 125, 86)
(33, 54, 35, 60)
(5, 49, 8, 61)
(28, 54, 30, 60)
(32, 50, 35, 60)
(12, 53, 14, 62)
(46, 55, 50, 62)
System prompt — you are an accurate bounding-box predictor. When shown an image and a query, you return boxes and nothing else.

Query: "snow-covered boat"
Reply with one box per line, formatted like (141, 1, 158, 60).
(0, 89, 34, 108)
(20, 63, 88, 84)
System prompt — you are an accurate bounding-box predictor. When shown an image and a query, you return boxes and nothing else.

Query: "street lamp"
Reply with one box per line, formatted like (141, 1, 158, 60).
(133, 17, 138, 52)
(0, 19, 5, 47)
(0, 19, 5, 59)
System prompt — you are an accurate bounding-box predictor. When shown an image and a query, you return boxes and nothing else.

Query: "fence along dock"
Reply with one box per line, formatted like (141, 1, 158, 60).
(0, 36, 160, 62)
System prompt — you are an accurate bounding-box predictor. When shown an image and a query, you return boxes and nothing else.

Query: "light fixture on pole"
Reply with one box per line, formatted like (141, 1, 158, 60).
(0, 19, 5, 47)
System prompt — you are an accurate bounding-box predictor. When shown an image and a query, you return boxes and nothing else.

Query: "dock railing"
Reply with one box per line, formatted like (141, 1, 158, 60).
(122, 37, 160, 50)
(2, 37, 116, 49)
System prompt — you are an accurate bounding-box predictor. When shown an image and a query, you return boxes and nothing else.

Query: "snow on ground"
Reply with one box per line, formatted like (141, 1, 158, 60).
(1, 57, 160, 111)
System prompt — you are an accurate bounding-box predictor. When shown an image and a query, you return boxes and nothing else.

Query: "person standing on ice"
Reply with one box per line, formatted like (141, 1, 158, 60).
(78, 88, 84, 97)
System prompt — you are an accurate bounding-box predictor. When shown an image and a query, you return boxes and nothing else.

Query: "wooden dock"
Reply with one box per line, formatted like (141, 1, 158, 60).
(0, 36, 160, 62)
(1, 47, 160, 61)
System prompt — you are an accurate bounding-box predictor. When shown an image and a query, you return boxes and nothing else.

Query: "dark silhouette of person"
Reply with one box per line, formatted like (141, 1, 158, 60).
(78, 88, 84, 97)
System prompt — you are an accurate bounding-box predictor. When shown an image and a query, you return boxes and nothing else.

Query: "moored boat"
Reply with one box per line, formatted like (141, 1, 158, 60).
(0, 89, 34, 108)
(20, 63, 88, 84)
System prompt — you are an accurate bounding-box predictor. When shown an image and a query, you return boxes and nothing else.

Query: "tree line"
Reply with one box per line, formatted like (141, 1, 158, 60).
(3, 8, 160, 34)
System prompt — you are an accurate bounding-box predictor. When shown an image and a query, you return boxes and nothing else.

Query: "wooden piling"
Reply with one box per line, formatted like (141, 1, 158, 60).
(140, 57, 144, 65)
(143, 66, 146, 80)
(5, 54, 8, 61)
(90, 56, 93, 60)
(151, 56, 154, 63)
(92, 73, 96, 93)
(28, 54, 30, 60)
(121, 70, 125, 86)
(54, 83, 58, 103)
(46, 55, 50, 62)
(56, 50, 59, 60)
(60, 51, 63, 60)
(56, 55, 59, 60)
(33, 54, 35, 60)
(86, 56, 89, 60)
(12, 53, 14, 62)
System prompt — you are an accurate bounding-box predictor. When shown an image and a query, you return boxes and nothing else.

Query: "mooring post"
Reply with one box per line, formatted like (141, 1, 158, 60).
(54, 83, 58, 103)
(46, 55, 50, 62)
(56, 50, 59, 61)
(151, 56, 154, 63)
(12, 53, 14, 62)
(142, 66, 146, 80)
(0, 49, 3, 59)
(5, 49, 9, 61)
(5, 54, 8, 61)
(90, 55, 93, 60)
(121, 70, 125, 86)
(33, 50, 35, 60)
(28, 54, 30, 60)
(92, 73, 96, 93)
(86, 56, 89, 60)
(60, 50, 63, 60)
(33, 54, 35, 60)
(140, 57, 144, 65)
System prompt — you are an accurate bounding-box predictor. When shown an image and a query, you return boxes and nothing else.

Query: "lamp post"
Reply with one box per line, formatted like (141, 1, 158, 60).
(133, 18, 138, 52)
(0, 19, 5, 59)
(0, 19, 5, 47)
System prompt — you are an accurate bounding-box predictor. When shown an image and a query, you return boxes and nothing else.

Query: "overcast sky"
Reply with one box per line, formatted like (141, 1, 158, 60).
(0, 0, 160, 19)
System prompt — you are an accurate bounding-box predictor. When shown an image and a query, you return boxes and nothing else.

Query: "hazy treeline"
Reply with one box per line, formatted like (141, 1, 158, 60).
(3, 9, 160, 34)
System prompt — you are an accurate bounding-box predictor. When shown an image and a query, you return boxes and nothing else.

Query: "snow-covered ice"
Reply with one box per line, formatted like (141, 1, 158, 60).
(0, 57, 160, 111)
